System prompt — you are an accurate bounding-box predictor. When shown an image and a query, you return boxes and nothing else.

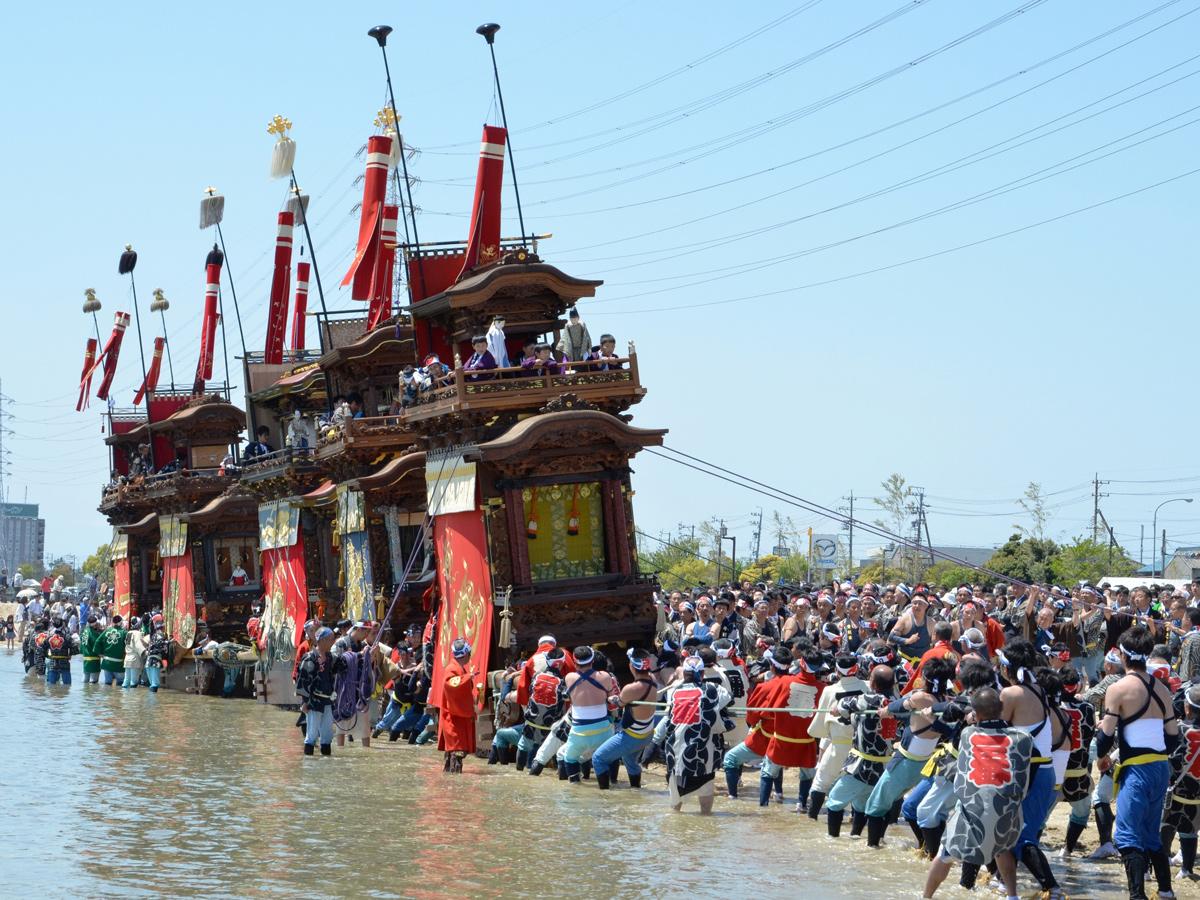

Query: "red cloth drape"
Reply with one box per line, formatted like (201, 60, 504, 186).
(134, 336, 165, 405)
(193, 260, 221, 393)
(163, 553, 195, 648)
(366, 204, 398, 331)
(263, 211, 294, 364)
(94, 312, 131, 401)
(289, 261, 310, 351)
(428, 510, 493, 713)
(260, 539, 307, 652)
(76, 338, 97, 412)
(113, 557, 132, 622)
(457, 125, 507, 280)
(341, 134, 391, 300)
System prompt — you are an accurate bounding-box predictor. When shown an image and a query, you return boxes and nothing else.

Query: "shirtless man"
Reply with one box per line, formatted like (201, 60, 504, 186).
(591, 647, 660, 789)
(889, 587, 934, 664)
(560, 646, 620, 783)
(1096, 625, 1180, 900)
(998, 636, 1065, 900)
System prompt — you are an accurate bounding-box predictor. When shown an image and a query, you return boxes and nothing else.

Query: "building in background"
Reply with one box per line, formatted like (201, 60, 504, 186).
(0, 502, 45, 573)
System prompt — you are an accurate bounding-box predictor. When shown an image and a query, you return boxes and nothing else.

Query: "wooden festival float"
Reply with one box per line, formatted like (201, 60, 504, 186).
(88, 26, 665, 723)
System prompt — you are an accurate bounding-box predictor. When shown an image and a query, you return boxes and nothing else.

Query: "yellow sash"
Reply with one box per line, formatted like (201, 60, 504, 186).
(1112, 753, 1169, 798)
(761, 729, 814, 744)
(898, 745, 933, 763)
(850, 747, 891, 764)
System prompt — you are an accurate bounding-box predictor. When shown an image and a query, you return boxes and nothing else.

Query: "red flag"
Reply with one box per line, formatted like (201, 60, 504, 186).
(93, 312, 131, 401)
(134, 336, 165, 405)
(341, 134, 392, 300)
(75, 338, 98, 412)
(263, 211, 294, 364)
(366, 204, 398, 331)
(290, 261, 310, 352)
(428, 510, 493, 713)
(194, 248, 222, 393)
(457, 125, 507, 280)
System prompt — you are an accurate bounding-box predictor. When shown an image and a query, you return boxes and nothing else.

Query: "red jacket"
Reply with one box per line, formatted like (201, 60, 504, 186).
(760, 670, 824, 768)
(437, 659, 478, 753)
(902, 640, 958, 695)
(515, 642, 576, 707)
(744, 680, 774, 756)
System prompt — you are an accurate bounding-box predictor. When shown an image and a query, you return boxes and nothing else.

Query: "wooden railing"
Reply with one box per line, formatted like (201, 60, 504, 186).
(401, 350, 643, 420)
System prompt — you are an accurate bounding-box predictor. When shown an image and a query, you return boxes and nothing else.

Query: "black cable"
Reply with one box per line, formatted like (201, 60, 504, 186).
(590, 163, 1200, 316)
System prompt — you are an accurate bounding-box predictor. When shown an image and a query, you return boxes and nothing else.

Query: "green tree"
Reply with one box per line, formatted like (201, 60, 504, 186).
(637, 534, 718, 591)
(776, 552, 810, 585)
(740, 554, 784, 585)
(17, 560, 44, 580)
(924, 560, 985, 591)
(47, 560, 75, 586)
(1051, 536, 1137, 586)
(984, 534, 1059, 584)
(82, 542, 112, 577)
(1016, 482, 1048, 540)
(874, 474, 912, 539)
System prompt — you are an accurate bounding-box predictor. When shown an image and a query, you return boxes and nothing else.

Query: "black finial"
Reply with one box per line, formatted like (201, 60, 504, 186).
(476, 23, 500, 44)
(206, 243, 224, 268)
(118, 244, 137, 275)
(368, 25, 393, 47)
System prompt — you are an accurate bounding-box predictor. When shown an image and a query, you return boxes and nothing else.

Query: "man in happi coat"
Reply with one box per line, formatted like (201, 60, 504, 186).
(658, 655, 733, 814)
(98, 615, 127, 686)
(922, 687, 1032, 900)
(438, 638, 479, 774)
(79, 614, 106, 683)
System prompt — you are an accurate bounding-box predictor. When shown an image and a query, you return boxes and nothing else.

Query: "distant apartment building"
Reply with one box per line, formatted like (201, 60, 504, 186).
(0, 502, 45, 573)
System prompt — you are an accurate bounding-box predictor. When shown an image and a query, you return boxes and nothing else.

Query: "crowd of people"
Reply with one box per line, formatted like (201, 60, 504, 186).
(460, 577, 1197, 900)
(12, 569, 1198, 899)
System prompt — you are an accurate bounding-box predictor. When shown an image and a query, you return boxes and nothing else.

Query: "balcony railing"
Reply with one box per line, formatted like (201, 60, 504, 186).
(101, 468, 233, 506)
(400, 350, 644, 423)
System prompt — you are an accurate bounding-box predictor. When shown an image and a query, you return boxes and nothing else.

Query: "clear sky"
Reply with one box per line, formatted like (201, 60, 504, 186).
(2, 1, 1198, 568)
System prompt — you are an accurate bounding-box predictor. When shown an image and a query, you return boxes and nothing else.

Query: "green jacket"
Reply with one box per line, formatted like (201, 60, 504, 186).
(98, 626, 127, 672)
(80, 625, 106, 673)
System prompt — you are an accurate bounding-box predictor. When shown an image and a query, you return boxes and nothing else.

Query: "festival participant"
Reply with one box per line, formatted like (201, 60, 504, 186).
(97, 615, 127, 686)
(889, 586, 934, 664)
(79, 614, 105, 684)
(862, 655, 957, 848)
(756, 641, 824, 810)
(1096, 625, 1180, 899)
(903, 621, 959, 695)
(559, 646, 619, 783)
(333, 622, 375, 748)
(825, 664, 897, 838)
(808, 652, 867, 820)
(514, 634, 574, 707)
(520, 647, 570, 775)
(712, 637, 750, 745)
(43, 616, 76, 686)
(438, 638, 479, 774)
(1058, 666, 1098, 859)
(722, 644, 783, 798)
(1162, 685, 1200, 881)
(593, 648, 660, 790)
(144, 622, 168, 692)
(921, 687, 1033, 900)
(463, 335, 497, 380)
(904, 658, 994, 862)
(658, 655, 733, 814)
(1085, 648, 1126, 861)
(997, 638, 1065, 899)
(121, 617, 147, 688)
(296, 627, 338, 756)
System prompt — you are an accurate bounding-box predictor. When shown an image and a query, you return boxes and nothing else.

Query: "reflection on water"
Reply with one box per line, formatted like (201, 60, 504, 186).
(0, 651, 1126, 898)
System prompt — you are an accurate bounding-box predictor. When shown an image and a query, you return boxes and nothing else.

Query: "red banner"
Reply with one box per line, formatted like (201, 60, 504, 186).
(163, 553, 196, 648)
(458, 125, 507, 280)
(264, 211, 294, 364)
(260, 539, 308, 653)
(113, 556, 132, 622)
(428, 510, 493, 712)
(342, 134, 391, 300)
(134, 336, 165, 405)
(76, 338, 97, 412)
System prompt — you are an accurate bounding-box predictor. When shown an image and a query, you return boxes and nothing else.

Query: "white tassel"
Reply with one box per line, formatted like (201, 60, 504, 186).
(386, 133, 401, 170)
(199, 193, 224, 229)
(270, 138, 296, 179)
(287, 193, 310, 226)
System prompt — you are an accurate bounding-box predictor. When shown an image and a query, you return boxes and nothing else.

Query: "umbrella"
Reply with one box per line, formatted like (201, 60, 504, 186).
(17, 588, 39, 599)
(21, 579, 40, 588)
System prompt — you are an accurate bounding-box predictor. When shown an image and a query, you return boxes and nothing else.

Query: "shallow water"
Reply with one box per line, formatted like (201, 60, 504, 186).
(0, 650, 1131, 898)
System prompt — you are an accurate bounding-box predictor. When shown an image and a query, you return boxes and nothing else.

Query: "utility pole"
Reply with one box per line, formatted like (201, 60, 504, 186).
(1091, 473, 1109, 541)
(677, 521, 695, 541)
(1140, 524, 1144, 567)
(1163, 529, 1168, 579)
(842, 491, 855, 576)
(908, 487, 932, 576)
(751, 507, 763, 561)
(717, 519, 726, 584)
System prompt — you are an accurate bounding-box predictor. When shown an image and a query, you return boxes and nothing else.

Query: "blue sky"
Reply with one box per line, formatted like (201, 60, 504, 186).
(3, 1, 1198, 567)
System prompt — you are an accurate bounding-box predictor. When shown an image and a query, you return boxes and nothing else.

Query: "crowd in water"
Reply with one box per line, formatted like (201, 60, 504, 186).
(13, 575, 1200, 899)
(454, 579, 1198, 900)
